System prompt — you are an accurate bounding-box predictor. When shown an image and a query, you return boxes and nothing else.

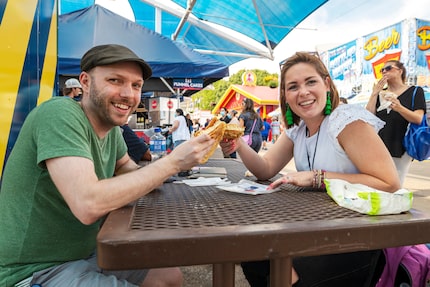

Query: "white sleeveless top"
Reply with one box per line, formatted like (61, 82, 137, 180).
(172, 115, 191, 142)
(285, 104, 385, 173)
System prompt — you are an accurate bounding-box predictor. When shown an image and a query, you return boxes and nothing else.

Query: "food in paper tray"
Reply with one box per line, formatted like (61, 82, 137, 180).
(216, 179, 279, 195)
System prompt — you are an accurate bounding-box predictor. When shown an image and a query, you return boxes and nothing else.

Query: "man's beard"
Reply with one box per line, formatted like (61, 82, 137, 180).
(88, 81, 133, 127)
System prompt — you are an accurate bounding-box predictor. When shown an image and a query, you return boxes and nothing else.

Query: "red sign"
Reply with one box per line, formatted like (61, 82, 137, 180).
(426, 54, 430, 70)
(167, 100, 173, 109)
(151, 100, 157, 109)
(371, 49, 401, 79)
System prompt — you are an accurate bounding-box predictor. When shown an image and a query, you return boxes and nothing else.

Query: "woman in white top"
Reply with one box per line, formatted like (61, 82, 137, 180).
(220, 52, 400, 287)
(169, 108, 191, 148)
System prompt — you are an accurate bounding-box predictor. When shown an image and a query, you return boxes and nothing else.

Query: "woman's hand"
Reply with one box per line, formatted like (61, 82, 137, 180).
(367, 77, 387, 114)
(371, 77, 387, 97)
(267, 171, 314, 190)
(219, 138, 240, 156)
(388, 96, 403, 112)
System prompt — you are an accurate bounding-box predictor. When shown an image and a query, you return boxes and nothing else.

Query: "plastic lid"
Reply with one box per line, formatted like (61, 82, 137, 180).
(154, 127, 161, 132)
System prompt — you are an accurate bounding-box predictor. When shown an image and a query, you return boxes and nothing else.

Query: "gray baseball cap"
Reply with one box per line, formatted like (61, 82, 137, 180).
(64, 78, 82, 88)
(80, 44, 152, 80)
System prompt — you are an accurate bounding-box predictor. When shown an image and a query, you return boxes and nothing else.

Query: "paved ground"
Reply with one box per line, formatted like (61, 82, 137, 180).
(180, 143, 430, 286)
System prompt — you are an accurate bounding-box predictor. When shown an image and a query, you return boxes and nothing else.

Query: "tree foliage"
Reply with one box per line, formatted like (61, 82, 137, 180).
(191, 69, 278, 111)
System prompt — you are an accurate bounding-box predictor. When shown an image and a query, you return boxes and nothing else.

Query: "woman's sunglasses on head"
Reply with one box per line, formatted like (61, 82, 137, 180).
(380, 65, 399, 73)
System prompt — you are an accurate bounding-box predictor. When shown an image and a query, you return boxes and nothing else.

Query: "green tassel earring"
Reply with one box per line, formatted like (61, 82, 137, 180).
(324, 91, 332, 115)
(285, 105, 293, 126)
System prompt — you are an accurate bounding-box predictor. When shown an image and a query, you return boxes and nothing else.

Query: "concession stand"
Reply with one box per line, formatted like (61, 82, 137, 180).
(212, 71, 280, 119)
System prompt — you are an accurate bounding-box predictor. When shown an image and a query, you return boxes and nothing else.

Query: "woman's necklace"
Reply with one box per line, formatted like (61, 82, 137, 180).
(306, 126, 320, 170)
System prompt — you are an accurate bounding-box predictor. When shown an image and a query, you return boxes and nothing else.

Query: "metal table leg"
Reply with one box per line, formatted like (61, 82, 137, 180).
(213, 262, 235, 287)
(270, 257, 292, 287)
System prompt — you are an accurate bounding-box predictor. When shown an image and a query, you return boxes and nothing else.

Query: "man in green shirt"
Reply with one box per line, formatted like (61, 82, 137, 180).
(0, 44, 214, 287)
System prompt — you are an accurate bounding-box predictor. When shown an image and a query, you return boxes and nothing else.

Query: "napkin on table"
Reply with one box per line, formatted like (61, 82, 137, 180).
(180, 177, 231, 187)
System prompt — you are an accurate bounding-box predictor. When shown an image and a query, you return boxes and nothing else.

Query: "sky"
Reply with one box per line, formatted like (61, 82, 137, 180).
(229, 0, 430, 74)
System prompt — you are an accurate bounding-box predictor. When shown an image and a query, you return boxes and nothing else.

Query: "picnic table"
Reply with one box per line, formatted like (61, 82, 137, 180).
(97, 159, 430, 287)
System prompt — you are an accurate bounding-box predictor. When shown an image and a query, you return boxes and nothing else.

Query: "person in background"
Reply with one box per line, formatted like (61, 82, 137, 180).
(239, 98, 264, 152)
(62, 78, 82, 100)
(120, 124, 152, 163)
(220, 52, 400, 287)
(270, 116, 281, 143)
(223, 110, 240, 159)
(185, 113, 194, 134)
(229, 110, 240, 125)
(260, 118, 271, 150)
(0, 44, 214, 287)
(219, 107, 231, 123)
(339, 97, 348, 104)
(204, 118, 211, 128)
(366, 59, 426, 185)
(192, 118, 201, 134)
(169, 108, 191, 148)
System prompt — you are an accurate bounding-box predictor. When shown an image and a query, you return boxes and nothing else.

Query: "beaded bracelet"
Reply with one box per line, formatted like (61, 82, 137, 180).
(320, 169, 326, 190)
(312, 170, 318, 188)
(313, 170, 318, 188)
(312, 169, 327, 189)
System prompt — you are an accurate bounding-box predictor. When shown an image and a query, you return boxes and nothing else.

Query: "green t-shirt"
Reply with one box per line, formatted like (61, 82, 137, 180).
(0, 97, 127, 286)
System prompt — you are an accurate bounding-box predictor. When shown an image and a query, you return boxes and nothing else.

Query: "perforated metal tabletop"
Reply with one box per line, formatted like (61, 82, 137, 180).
(98, 159, 430, 287)
(131, 159, 360, 231)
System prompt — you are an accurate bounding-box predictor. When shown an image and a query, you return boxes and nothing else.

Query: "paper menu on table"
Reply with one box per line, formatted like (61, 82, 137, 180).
(216, 179, 279, 195)
(180, 177, 231, 187)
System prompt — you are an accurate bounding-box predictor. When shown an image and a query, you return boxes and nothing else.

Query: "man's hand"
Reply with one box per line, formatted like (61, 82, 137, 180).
(168, 134, 214, 170)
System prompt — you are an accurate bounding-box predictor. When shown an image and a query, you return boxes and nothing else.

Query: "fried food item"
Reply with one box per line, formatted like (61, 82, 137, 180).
(196, 120, 227, 163)
(206, 117, 218, 129)
(195, 118, 244, 163)
(223, 123, 244, 140)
